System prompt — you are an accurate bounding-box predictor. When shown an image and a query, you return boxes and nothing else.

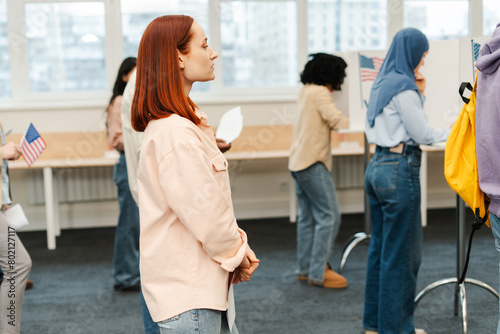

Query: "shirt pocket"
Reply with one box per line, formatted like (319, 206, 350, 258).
(210, 152, 231, 198)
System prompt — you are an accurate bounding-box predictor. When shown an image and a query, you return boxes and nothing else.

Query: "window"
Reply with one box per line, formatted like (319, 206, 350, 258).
(0, 0, 493, 104)
(0, 0, 11, 98)
(404, 0, 468, 40)
(220, 1, 298, 88)
(121, 0, 209, 58)
(121, 0, 209, 91)
(25, 2, 106, 93)
(483, 0, 500, 36)
(307, 0, 387, 54)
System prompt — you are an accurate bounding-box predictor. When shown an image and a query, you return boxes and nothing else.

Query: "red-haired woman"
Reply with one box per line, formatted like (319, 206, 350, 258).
(131, 15, 259, 333)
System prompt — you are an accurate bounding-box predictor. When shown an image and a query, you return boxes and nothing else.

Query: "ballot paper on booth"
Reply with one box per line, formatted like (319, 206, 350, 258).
(215, 106, 243, 144)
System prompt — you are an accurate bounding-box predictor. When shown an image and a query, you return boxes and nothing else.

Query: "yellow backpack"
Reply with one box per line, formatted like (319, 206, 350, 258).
(444, 73, 490, 227)
(444, 74, 490, 282)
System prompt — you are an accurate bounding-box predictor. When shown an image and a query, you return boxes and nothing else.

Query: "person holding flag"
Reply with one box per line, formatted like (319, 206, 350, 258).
(0, 121, 32, 334)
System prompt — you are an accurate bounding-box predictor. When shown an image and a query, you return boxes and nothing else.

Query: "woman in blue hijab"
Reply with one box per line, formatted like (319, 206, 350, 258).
(363, 28, 449, 334)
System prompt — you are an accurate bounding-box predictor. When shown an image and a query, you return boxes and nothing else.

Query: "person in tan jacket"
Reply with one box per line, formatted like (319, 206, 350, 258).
(289, 53, 349, 289)
(0, 122, 32, 334)
(131, 15, 258, 333)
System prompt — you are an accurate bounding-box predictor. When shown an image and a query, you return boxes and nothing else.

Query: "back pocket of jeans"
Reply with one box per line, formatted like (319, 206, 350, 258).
(373, 161, 399, 191)
(158, 315, 180, 325)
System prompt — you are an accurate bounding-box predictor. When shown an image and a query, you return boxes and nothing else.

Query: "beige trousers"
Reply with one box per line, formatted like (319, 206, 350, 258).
(0, 212, 32, 334)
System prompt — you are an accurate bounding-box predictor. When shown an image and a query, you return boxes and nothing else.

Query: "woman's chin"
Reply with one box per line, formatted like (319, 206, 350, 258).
(198, 76, 215, 82)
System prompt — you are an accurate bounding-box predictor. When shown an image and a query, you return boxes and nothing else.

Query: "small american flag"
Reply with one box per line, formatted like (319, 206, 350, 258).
(473, 42, 481, 62)
(360, 55, 384, 82)
(20, 123, 46, 167)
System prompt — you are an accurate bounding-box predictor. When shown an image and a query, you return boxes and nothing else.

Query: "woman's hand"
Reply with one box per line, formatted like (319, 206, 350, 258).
(232, 247, 260, 284)
(1, 142, 22, 160)
(216, 139, 231, 153)
(415, 71, 426, 96)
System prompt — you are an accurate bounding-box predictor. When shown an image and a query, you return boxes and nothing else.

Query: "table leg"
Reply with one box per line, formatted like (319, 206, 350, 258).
(53, 172, 61, 237)
(43, 167, 56, 250)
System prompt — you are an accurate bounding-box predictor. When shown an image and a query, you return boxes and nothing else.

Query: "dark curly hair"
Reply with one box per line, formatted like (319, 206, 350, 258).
(300, 53, 347, 91)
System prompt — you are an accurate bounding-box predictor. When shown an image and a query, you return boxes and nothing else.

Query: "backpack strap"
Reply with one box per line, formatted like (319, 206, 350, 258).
(458, 200, 490, 284)
(459, 81, 473, 104)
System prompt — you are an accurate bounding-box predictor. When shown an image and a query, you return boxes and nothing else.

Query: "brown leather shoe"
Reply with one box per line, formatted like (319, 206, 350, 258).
(308, 268, 347, 289)
(297, 275, 307, 281)
(26, 280, 33, 290)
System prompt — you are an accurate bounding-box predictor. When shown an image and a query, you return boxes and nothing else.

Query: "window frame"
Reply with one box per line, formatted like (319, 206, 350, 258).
(3, 0, 122, 107)
(0, 0, 489, 109)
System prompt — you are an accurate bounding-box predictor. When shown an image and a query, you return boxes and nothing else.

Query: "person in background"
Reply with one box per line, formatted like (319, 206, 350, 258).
(120, 69, 160, 334)
(107, 57, 139, 293)
(288, 53, 349, 289)
(0, 122, 32, 334)
(363, 28, 449, 334)
(108, 57, 159, 333)
(131, 15, 259, 333)
(475, 22, 500, 334)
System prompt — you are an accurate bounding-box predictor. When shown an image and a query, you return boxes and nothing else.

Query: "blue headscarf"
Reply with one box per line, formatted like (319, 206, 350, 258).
(366, 28, 429, 127)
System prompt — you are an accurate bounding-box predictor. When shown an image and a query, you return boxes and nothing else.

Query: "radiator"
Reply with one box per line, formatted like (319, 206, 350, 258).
(331, 155, 365, 189)
(27, 167, 117, 205)
(26, 157, 363, 205)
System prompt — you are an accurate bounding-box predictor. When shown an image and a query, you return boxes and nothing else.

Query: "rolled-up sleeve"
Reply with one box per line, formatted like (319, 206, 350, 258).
(315, 87, 349, 130)
(157, 139, 247, 272)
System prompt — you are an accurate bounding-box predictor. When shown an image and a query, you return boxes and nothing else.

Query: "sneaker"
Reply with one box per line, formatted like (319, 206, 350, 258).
(308, 268, 347, 289)
(365, 331, 377, 334)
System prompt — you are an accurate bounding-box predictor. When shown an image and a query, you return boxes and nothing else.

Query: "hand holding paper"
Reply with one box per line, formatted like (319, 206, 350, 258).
(4, 204, 29, 230)
(215, 106, 243, 144)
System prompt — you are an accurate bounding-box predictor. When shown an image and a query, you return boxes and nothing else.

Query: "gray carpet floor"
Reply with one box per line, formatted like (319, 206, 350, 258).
(19, 209, 500, 334)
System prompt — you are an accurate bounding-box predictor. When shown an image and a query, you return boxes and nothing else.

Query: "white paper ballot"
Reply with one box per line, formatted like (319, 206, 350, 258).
(4, 204, 29, 230)
(227, 284, 237, 333)
(216, 106, 243, 144)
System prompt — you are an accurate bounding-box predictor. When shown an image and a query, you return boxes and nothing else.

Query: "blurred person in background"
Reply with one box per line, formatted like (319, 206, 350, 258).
(289, 53, 349, 289)
(0, 122, 32, 334)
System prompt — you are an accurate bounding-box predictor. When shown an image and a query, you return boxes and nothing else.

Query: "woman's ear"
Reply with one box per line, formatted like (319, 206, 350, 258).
(177, 49, 185, 70)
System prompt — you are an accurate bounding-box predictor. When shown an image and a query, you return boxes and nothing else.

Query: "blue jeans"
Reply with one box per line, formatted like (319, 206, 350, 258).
(113, 152, 140, 288)
(363, 146, 422, 334)
(489, 212, 500, 334)
(141, 288, 160, 334)
(157, 309, 231, 334)
(291, 162, 342, 284)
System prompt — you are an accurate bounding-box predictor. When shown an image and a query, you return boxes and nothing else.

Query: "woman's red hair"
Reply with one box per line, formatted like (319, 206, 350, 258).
(132, 15, 199, 132)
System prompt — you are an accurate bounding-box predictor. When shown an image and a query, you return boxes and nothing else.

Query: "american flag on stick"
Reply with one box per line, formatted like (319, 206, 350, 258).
(360, 55, 384, 82)
(20, 123, 46, 167)
(473, 42, 481, 63)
